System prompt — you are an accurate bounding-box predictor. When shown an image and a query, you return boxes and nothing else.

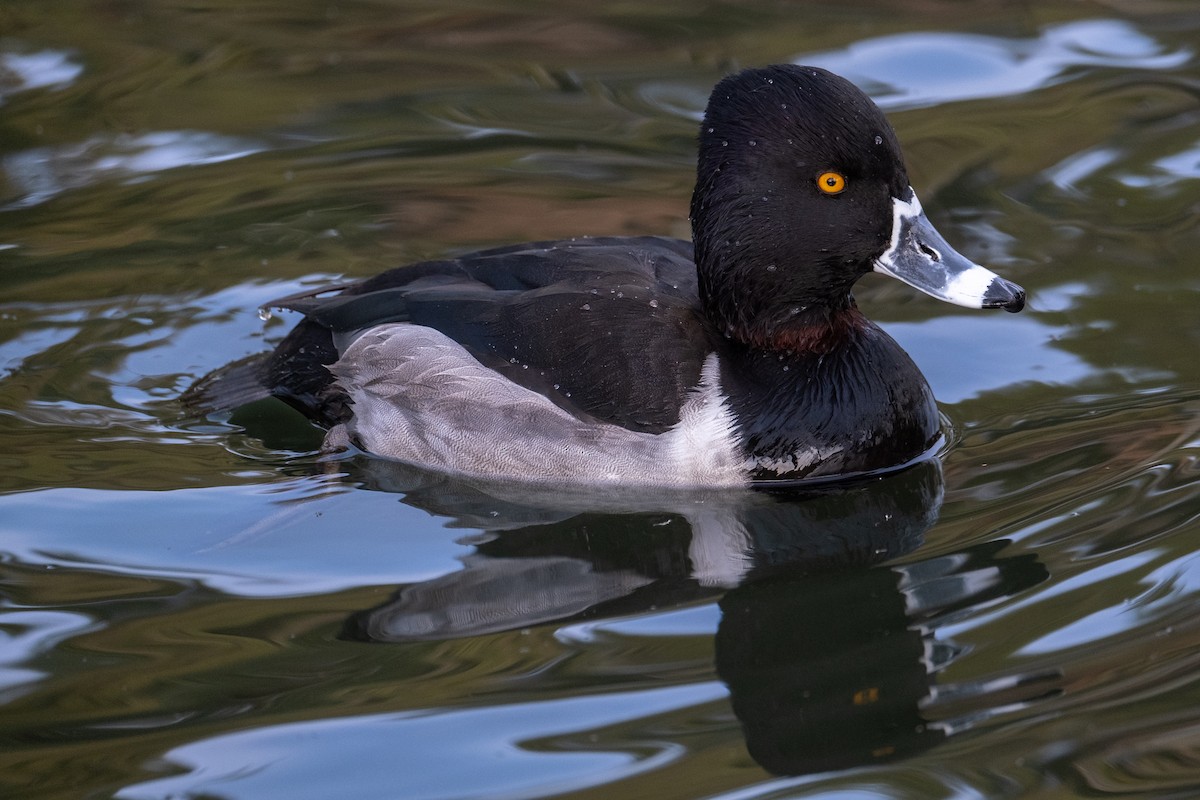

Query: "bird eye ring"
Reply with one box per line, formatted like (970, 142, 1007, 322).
(816, 171, 847, 195)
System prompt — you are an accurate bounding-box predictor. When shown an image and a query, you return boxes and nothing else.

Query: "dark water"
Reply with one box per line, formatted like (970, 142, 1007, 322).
(3, 2, 1200, 798)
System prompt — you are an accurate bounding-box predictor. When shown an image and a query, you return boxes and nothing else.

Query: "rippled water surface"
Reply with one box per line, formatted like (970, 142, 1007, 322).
(3, 2, 1200, 798)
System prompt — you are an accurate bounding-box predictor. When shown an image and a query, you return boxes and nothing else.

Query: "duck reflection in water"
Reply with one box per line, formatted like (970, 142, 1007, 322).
(336, 457, 1058, 776)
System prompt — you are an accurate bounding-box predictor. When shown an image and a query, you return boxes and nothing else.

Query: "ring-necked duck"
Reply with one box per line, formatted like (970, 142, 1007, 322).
(184, 64, 1024, 488)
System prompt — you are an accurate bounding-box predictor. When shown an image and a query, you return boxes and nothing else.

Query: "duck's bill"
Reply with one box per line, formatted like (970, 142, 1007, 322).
(873, 192, 1025, 313)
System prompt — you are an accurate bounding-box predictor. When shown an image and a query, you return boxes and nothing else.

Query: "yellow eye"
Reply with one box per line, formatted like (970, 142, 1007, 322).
(817, 171, 847, 195)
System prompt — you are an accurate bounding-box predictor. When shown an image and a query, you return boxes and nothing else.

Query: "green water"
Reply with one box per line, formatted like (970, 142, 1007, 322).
(2, 2, 1200, 798)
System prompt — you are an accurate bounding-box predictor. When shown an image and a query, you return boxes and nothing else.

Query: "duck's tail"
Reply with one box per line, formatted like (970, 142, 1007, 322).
(180, 353, 273, 416)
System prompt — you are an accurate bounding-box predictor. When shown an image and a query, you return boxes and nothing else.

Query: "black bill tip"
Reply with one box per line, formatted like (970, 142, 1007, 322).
(982, 276, 1026, 313)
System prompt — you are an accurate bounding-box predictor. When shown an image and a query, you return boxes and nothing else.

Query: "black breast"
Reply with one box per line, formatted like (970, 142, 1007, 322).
(718, 321, 941, 481)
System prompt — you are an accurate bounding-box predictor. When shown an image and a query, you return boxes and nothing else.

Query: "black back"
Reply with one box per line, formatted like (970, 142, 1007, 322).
(258, 236, 717, 432)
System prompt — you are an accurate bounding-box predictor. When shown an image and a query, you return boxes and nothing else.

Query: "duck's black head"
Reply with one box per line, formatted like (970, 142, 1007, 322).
(690, 65, 1024, 349)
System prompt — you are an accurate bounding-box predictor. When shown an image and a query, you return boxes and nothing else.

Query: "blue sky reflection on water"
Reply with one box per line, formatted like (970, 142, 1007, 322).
(1, 483, 468, 596)
(887, 314, 1091, 404)
(800, 19, 1191, 110)
(117, 682, 731, 800)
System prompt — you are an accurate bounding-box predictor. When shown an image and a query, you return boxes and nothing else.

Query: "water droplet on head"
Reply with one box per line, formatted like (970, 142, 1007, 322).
(257, 307, 273, 321)
(581, 303, 591, 311)
(648, 299, 659, 308)
(874, 135, 883, 146)
(749, 139, 757, 146)
(721, 140, 728, 147)
(766, 264, 777, 272)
